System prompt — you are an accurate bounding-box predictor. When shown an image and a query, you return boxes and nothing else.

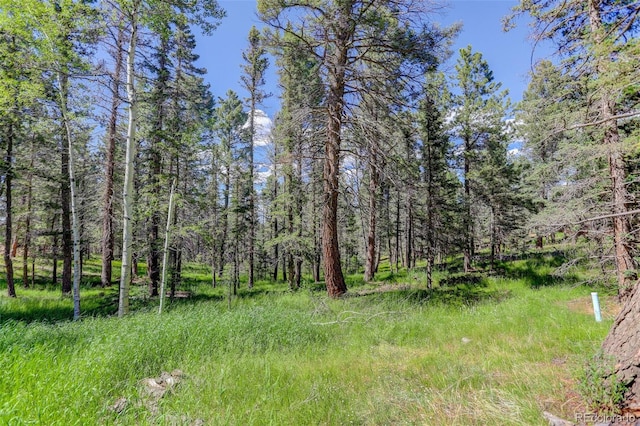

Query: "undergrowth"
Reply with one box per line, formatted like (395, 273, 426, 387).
(0, 252, 613, 425)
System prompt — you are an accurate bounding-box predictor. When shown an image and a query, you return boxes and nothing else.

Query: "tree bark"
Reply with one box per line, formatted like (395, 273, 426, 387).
(119, 1, 139, 317)
(60, 101, 72, 296)
(22, 144, 34, 288)
(272, 178, 279, 281)
(586, 0, 636, 300)
(395, 188, 401, 271)
(58, 69, 82, 320)
(101, 21, 124, 288)
(51, 214, 58, 286)
(4, 119, 16, 298)
(602, 281, 640, 415)
(248, 107, 256, 290)
(218, 172, 230, 277)
(322, 61, 347, 296)
(594, 0, 640, 413)
(463, 141, 473, 273)
(321, 4, 351, 297)
(364, 149, 378, 282)
(404, 194, 413, 270)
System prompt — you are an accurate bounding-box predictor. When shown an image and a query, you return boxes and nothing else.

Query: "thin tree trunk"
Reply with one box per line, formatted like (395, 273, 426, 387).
(312, 161, 321, 283)
(404, 194, 413, 270)
(385, 185, 393, 271)
(159, 179, 176, 314)
(59, 70, 82, 320)
(218, 175, 230, 276)
(119, 2, 139, 317)
(101, 21, 124, 288)
(22, 146, 34, 288)
(463, 143, 473, 273)
(287, 181, 296, 290)
(490, 207, 496, 270)
(248, 106, 255, 290)
(61, 119, 72, 295)
(364, 149, 378, 282)
(395, 188, 401, 272)
(51, 214, 58, 286)
(4, 119, 16, 298)
(272, 180, 279, 281)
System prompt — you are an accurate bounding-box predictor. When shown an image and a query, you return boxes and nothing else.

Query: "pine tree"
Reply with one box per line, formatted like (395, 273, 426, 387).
(259, 0, 450, 296)
(240, 26, 269, 289)
(450, 45, 510, 272)
(417, 72, 459, 287)
(211, 91, 247, 281)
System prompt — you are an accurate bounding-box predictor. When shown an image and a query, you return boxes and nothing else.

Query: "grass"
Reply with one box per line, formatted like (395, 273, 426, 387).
(0, 252, 615, 425)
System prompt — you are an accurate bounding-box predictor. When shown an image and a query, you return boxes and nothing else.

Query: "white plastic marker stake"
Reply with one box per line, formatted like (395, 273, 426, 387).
(591, 292, 602, 322)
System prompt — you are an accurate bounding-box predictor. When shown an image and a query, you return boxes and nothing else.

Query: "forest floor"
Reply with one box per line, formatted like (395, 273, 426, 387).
(0, 250, 618, 425)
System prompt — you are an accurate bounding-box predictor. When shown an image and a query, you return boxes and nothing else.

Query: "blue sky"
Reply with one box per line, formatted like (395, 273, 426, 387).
(194, 0, 552, 117)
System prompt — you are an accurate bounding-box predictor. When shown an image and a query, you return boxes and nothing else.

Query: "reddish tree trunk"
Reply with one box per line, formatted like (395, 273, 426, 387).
(321, 6, 351, 298)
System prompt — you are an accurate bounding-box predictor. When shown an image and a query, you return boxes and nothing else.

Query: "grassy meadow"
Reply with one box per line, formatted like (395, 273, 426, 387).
(0, 252, 617, 425)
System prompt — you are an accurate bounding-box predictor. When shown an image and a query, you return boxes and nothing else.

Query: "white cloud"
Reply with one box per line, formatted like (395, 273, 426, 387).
(508, 148, 521, 157)
(243, 109, 273, 147)
(255, 163, 273, 185)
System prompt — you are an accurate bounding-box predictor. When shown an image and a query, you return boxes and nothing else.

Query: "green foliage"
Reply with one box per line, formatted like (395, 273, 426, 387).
(577, 352, 627, 414)
(0, 252, 614, 424)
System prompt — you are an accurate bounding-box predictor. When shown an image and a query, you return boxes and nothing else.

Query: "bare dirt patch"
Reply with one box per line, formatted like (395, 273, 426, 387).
(565, 296, 621, 320)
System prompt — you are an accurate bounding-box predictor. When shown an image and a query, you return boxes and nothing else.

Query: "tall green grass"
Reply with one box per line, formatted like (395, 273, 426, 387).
(0, 253, 612, 425)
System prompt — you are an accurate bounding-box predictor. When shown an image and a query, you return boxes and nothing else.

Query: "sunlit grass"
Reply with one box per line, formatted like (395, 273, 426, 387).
(0, 252, 611, 424)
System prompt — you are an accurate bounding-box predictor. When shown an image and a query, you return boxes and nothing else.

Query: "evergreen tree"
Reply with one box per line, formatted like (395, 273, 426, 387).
(259, 0, 450, 296)
(240, 26, 269, 289)
(211, 91, 246, 282)
(416, 71, 459, 287)
(450, 45, 510, 272)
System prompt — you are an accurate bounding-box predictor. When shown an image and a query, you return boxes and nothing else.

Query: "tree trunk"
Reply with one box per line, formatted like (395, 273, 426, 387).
(395, 188, 401, 272)
(585, 0, 636, 300)
(312, 161, 322, 283)
(101, 21, 124, 288)
(321, 11, 350, 297)
(323, 88, 347, 296)
(22, 146, 34, 288)
(463, 142, 473, 273)
(364, 149, 378, 282)
(59, 69, 82, 320)
(602, 281, 640, 415)
(60, 106, 72, 296)
(248, 107, 255, 290)
(51, 214, 58, 286)
(218, 174, 230, 277)
(272, 179, 279, 281)
(158, 179, 176, 313)
(385, 185, 394, 270)
(119, 2, 139, 317)
(405, 194, 413, 270)
(146, 31, 170, 298)
(594, 0, 640, 413)
(4, 119, 16, 298)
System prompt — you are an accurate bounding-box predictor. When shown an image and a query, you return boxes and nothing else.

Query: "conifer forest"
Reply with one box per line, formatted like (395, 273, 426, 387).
(1, 0, 639, 423)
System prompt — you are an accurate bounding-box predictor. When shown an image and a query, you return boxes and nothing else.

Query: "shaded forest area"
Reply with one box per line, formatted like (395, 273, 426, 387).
(1, 0, 640, 418)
